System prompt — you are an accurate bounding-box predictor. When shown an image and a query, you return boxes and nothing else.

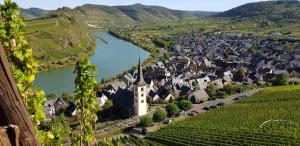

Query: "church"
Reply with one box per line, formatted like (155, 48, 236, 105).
(112, 58, 148, 118)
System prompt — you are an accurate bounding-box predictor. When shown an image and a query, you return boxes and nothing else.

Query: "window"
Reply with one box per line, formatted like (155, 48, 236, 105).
(141, 100, 144, 103)
(141, 87, 144, 91)
(135, 99, 137, 103)
(141, 94, 144, 97)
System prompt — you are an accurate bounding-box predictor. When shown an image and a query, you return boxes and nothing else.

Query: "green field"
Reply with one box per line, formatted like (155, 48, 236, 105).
(144, 85, 300, 146)
(25, 16, 95, 70)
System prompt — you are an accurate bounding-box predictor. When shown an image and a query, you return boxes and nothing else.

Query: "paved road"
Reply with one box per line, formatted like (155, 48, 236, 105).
(191, 89, 260, 113)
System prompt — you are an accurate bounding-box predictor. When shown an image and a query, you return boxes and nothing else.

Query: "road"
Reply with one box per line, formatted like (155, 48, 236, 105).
(191, 89, 260, 113)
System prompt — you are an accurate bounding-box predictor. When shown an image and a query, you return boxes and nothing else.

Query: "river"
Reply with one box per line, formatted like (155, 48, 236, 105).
(33, 32, 150, 95)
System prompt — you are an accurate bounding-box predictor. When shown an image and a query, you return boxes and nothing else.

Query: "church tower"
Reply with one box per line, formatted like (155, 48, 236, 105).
(134, 58, 148, 116)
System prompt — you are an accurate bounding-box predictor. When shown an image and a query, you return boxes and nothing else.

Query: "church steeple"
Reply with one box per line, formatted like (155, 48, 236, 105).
(135, 57, 147, 86)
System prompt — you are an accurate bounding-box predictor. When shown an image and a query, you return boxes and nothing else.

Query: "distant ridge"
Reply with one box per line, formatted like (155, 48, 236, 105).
(21, 4, 218, 24)
(216, 0, 300, 22)
(20, 8, 51, 20)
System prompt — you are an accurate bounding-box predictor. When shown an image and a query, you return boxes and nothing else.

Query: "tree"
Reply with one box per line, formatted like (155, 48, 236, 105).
(206, 84, 217, 97)
(0, 0, 47, 143)
(165, 102, 179, 117)
(47, 93, 57, 99)
(233, 68, 246, 82)
(272, 72, 289, 86)
(178, 100, 193, 111)
(223, 83, 236, 94)
(153, 107, 167, 122)
(74, 58, 100, 145)
(139, 115, 153, 127)
(61, 92, 74, 103)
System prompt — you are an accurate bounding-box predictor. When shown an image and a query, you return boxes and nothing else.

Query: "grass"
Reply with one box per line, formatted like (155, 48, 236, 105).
(145, 85, 300, 145)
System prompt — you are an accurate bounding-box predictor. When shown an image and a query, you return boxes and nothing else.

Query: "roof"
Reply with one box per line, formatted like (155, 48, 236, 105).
(110, 81, 127, 91)
(188, 89, 209, 101)
(134, 58, 147, 86)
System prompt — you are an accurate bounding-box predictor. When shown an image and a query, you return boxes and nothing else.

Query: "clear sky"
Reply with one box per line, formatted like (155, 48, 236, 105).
(3, 0, 264, 11)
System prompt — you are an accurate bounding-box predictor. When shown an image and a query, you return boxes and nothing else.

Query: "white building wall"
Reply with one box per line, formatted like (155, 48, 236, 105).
(134, 85, 148, 116)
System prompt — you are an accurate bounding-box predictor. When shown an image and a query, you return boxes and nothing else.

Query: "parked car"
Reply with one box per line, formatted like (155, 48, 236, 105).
(203, 106, 211, 110)
(163, 119, 172, 124)
(191, 110, 199, 114)
(234, 96, 242, 100)
(210, 105, 217, 109)
(188, 112, 197, 116)
(179, 110, 185, 114)
(217, 102, 225, 106)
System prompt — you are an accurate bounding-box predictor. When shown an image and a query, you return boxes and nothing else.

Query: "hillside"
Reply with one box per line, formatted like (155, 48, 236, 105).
(73, 4, 199, 28)
(216, 0, 300, 22)
(21, 8, 50, 20)
(25, 9, 95, 70)
(145, 85, 300, 145)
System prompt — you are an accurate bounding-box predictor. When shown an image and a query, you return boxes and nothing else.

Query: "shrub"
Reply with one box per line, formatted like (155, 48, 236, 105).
(272, 72, 289, 86)
(140, 115, 153, 127)
(178, 100, 193, 111)
(166, 102, 179, 117)
(153, 107, 167, 122)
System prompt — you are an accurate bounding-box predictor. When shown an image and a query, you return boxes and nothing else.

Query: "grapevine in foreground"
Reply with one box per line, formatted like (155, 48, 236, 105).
(74, 58, 100, 145)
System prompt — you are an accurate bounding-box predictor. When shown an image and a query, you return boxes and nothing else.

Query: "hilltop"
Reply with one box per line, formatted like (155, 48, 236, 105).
(216, 0, 300, 22)
(20, 8, 51, 20)
(68, 3, 203, 28)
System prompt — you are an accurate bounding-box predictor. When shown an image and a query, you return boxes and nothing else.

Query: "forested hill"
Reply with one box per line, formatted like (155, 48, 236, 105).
(21, 4, 218, 26)
(20, 8, 51, 20)
(72, 4, 198, 27)
(216, 0, 300, 22)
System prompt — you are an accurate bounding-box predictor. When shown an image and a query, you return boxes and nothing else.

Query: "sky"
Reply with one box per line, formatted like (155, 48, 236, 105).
(3, 0, 264, 11)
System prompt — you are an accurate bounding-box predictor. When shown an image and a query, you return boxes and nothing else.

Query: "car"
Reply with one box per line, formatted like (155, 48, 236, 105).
(163, 119, 172, 124)
(234, 96, 242, 100)
(210, 105, 217, 109)
(217, 102, 225, 106)
(179, 110, 185, 114)
(188, 112, 197, 116)
(203, 106, 211, 110)
(191, 110, 199, 114)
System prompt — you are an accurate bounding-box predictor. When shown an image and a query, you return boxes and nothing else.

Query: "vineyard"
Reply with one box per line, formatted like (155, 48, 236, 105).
(95, 135, 166, 146)
(145, 85, 300, 145)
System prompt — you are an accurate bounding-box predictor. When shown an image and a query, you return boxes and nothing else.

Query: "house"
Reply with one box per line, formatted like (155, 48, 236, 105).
(196, 76, 210, 89)
(110, 80, 127, 91)
(65, 102, 77, 117)
(188, 89, 209, 104)
(122, 73, 135, 86)
(43, 98, 68, 118)
(97, 94, 108, 106)
(295, 50, 300, 59)
(54, 98, 68, 113)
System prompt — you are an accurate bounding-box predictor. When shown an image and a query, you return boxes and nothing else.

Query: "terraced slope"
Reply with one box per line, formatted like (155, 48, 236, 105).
(145, 85, 300, 146)
(25, 14, 95, 70)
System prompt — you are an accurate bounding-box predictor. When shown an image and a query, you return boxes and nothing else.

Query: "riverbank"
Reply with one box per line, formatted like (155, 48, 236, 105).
(34, 32, 150, 94)
(37, 35, 97, 72)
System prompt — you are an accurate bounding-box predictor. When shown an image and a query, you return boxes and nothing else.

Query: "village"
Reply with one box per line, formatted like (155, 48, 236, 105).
(43, 30, 300, 137)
